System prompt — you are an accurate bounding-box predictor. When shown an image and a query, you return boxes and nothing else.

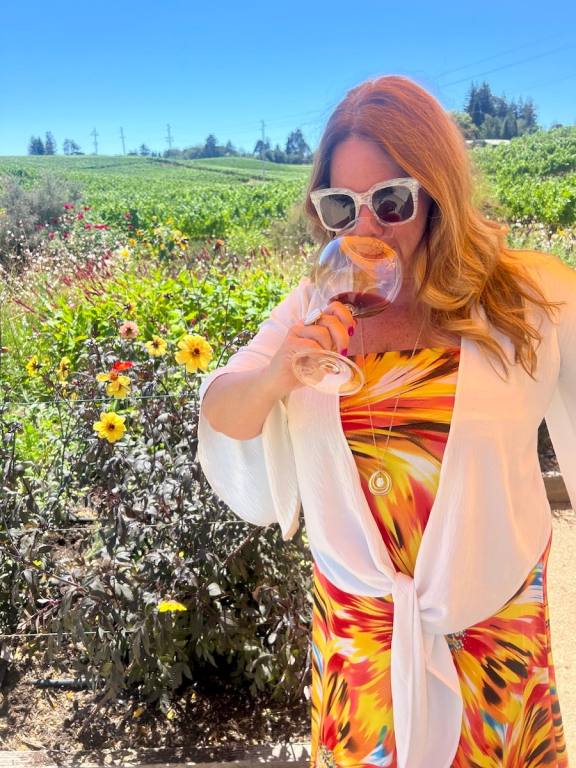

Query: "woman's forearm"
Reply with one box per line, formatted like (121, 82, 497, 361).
(200, 368, 284, 440)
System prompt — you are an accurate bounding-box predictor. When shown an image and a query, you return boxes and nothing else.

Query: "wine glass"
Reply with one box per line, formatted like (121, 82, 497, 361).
(291, 235, 403, 396)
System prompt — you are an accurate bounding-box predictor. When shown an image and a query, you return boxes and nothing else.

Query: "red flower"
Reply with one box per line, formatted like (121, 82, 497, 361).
(112, 361, 134, 371)
(94, 223, 109, 230)
(76, 212, 84, 220)
(48, 232, 55, 240)
(63, 203, 75, 210)
(85, 223, 92, 230)
(83, 205, 91, 211)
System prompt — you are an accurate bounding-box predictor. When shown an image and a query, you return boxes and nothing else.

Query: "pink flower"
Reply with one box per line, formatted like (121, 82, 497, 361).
(119, 320, 139, 339)
(63, 203, 75, 210)
(76, 213, 84, 220)
(124, 212, 132, 220)
(94, 223, 109, 230)
(48, 231, 55, 239)
(85, 223, 92, 230)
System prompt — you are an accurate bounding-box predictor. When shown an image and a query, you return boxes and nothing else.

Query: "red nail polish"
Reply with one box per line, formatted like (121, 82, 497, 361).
(340, 348, 348, 356)
(348, 326, 355, 336)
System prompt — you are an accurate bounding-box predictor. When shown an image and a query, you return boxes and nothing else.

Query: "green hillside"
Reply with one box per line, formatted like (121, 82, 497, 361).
(0, 156, 312, 244)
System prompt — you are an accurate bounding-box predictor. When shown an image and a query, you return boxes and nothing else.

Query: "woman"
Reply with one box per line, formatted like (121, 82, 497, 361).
(198, 76, 575, 767)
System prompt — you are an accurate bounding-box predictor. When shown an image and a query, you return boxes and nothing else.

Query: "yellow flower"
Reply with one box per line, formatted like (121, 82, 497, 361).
(116, 247, 131, 260)
(58, 357, 71, 382)
(96, 371, 131, 398)
(93, 412, 126, 443)
(158, 599, 187, 613)
(25, 355, 43, 377)
(145, 335, 168, 357)
(175, 334, 213, 372)
(128, 237, 137, 247)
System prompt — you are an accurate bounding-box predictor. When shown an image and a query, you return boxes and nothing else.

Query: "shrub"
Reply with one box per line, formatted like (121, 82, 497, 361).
(0, 242, 313, 713)
(0, 175, 82, 273)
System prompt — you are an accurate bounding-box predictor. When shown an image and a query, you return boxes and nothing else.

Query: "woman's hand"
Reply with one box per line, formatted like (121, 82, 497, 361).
(262, 301, 357, 400)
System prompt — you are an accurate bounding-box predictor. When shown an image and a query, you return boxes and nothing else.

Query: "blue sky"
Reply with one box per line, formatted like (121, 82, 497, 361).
(1, 0, 575, 156)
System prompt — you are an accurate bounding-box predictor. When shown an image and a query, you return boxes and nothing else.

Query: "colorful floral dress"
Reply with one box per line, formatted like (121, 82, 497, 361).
(310, 346, 568, 768)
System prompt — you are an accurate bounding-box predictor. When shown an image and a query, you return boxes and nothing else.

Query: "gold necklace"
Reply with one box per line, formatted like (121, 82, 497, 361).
(358, 315, 426, 496)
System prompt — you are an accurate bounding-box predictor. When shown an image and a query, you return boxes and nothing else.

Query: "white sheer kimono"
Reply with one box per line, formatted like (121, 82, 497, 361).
(197, 250, 576, 768)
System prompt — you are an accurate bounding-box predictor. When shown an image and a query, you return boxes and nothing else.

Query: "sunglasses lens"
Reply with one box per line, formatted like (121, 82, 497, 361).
(318, 194, 356, 230)
(372, 185, 414, 223)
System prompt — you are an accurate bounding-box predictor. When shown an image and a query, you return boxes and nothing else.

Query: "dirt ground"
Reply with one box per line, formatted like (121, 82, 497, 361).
(1, 507, 574, 765)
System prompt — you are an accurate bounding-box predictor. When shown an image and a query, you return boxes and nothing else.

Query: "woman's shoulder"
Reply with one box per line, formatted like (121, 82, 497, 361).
(510, 248, 576, 298)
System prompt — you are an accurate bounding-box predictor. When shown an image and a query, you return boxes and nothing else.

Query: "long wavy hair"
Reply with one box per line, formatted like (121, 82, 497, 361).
(304, 75, 564, 380)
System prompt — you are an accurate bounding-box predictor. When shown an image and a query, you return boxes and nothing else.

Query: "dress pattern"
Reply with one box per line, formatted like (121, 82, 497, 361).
(310, 347, 568, 768)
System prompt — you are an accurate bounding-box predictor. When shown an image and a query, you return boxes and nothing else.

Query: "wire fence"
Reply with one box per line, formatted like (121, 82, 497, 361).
(0, 390, 197, 409)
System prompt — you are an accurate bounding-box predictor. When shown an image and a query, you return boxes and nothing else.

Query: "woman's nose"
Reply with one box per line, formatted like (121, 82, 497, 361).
(349, 204, 385, 237)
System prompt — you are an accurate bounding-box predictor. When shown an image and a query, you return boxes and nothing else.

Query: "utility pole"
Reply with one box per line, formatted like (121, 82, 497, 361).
(166, 124, 173, 151)
(120, 127, 126, 155)
(260, 120, 266, 180)
(91, 128, 99, 155)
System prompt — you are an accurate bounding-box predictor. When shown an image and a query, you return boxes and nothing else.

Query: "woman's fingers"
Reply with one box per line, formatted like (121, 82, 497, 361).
(326, 300, 356, 332)
(295, 308, 353, 354)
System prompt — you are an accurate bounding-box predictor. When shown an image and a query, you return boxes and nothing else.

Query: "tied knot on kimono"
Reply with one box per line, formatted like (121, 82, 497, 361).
(391, 570, 416, 603)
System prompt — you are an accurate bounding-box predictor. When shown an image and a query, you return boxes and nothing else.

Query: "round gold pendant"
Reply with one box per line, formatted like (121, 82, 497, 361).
(368, 469, 392, 495)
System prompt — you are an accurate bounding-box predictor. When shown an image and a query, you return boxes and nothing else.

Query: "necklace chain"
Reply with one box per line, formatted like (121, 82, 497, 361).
(358, 314, 426, 496)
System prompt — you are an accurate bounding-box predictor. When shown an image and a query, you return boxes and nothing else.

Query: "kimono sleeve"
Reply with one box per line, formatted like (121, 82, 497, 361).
(196, 277, 314, 541)
(543, 255, 576, 510)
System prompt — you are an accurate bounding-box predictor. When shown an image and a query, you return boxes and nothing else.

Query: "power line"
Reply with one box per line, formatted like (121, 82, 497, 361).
(433, 33, 570, 80)
(441, 43, 576, 88)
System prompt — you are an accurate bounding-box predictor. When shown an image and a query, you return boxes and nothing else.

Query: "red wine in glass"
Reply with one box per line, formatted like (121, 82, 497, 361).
(329, 291, 391, 318)
(291, 235, 403, 396)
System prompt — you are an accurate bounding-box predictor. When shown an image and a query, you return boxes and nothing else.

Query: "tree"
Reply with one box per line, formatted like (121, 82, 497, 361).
(45, 132, 56, 155)
(479, 115, 501, 139)
(202, 134, 219, 158)
(63, 138, 82, 155)
(224, 140, 237, 156)
(285, 129, 311, 163)
(519, 98, 538, 133)
(450, 111, 479, 140)
(253, 138, 271, 158)
(501, 111, 518, 140)
(139, 144, 152, 156)
(272, 143, 287, 163)
(465, 82, 495, 127)
(28, 136, 45, 155)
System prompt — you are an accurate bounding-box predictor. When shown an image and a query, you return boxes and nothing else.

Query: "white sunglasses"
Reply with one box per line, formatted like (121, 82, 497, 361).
(310, 177, 421, 232)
